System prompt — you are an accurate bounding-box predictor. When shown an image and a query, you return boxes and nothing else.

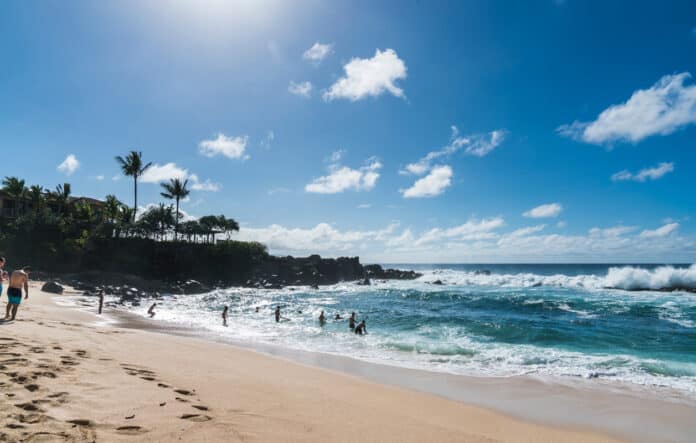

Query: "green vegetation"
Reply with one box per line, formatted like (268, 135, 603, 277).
(0, 152, 267, 282)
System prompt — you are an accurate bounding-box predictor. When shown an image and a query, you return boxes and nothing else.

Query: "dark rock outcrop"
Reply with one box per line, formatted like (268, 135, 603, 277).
(41, 281, 64, 294)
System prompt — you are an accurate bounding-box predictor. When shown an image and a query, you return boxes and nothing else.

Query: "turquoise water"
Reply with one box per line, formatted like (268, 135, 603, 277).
(135, 264, 696, 397)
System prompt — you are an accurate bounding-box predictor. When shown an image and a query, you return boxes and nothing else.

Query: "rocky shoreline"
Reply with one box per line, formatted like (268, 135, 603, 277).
(35, 254, 422, 304)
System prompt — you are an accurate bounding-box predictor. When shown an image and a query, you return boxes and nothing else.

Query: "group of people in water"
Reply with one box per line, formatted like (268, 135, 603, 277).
(218, 303, 368, 335)
(0, 257, 31, 321)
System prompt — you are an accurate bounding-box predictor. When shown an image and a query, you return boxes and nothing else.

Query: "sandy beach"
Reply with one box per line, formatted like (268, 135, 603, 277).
(0, 283, 635, 442)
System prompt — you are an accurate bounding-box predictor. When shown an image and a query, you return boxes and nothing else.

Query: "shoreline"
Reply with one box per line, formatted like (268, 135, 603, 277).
(0, 282, 631, 442)
(60, 286, 695, 442)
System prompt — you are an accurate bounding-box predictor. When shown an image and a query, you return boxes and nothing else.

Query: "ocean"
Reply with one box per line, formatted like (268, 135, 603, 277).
(125, 263, 696, 399)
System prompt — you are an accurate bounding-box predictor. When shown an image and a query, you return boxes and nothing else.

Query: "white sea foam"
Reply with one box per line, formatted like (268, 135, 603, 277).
(413, 264, 696, 292)
(604, 264, 696, 291)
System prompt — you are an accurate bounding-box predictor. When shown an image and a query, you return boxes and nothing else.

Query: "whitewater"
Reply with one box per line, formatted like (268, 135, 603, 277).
(123, 264, 696, 399)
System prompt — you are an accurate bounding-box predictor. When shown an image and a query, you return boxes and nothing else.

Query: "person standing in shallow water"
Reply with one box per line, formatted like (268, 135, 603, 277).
(222, 306, 229, 327)
(354, 320, 367, 335)
(98, 289, 104, 315)
(349, 312, 357, 330)
(148, 303, 156, 318)
(274, 306, 281, 323)
(319, 310, 326, 326)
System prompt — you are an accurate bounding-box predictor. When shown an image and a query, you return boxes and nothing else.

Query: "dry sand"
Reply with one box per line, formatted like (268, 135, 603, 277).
(0, 283, 623, 442)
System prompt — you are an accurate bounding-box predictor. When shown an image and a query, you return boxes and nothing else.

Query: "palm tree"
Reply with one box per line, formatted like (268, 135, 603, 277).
(115, 151, 152, 220)
(160, 178, 190, 240)
(103, 194, 122, 224)
(28, 185, 45, 213)
(2, 176, 27, 217)
(51, 183, 72, 217)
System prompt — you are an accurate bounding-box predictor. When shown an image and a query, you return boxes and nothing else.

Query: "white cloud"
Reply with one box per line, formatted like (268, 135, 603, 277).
(198, 133, 249, 160)
(401, 126, 507, 176)
(415, 218, 505, 245)
(94, 175, 105, 181)
(140, 163, 189, 183)
(236, 222, 399, 253)
(289, 81, 313, 98)
(57, 154, 80, 176)
(323, 49, 407, 101)
(302, 42, 333, 64)
(401, 165, 453, 198)
(558, 72, 696, 145)
(611, 162, 674, 182)
(112, 175, 121, 181)
(557, 220, 567, 228)
(523, 203, 562, 218)
(464, 129, 508, 157)
(357, 204, 371, 209)
(189, 175, 222, 192)
(229, 218, 694, 263)
(640, 223, 679, 238)
(509, 224, 546, 238)
(305, 157, 382, 194)
(589, 225, 637, 237)
(140, 164, 219, 192)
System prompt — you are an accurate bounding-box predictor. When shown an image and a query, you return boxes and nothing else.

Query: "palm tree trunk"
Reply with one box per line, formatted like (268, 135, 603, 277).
(133, 176, 138, 221)
(174, 197, 179, 241)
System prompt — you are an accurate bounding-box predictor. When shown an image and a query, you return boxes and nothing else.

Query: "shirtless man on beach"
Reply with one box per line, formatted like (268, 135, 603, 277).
(222, 306, 229, 327)
(5, 267, 30, 321)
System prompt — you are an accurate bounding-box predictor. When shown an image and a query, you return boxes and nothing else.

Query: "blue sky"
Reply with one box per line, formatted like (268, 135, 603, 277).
(2, 0, 696, 262)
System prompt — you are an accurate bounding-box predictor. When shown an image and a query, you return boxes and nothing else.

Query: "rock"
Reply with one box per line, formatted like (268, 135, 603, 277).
(357, 277, 371, 286)
(180, 280, 209, 294)
(431, 280, 444, 285)
(41, 281, 64, 294)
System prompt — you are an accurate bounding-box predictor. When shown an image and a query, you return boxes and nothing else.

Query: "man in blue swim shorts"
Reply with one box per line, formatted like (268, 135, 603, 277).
(5, 266, 30, 321)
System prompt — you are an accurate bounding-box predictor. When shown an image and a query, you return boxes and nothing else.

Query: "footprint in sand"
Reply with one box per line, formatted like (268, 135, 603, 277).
(191, 405, 209, 411)
(66, 419, 94, 427)
(175, 397, 189, 403)
(116, 425, 147, 435)
(24, 383, 40, 392)
(15, 403, 42, 412)
(174, 389, 194, 396)
(157, 383, 170, 388)
(180, 414, 212, 422)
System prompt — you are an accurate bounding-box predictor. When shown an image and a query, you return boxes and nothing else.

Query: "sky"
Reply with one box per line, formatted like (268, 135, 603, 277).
(2, 0, 696, 263)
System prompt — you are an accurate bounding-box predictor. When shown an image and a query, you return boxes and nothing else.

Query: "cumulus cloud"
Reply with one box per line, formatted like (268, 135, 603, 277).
(589, 225, 637, 237)
(305, 156, 382, 194)
(401, 126, 507, 176)
(289, 81, 313, 98)
(523, 203, 562, 218)
(611, 162, 674, 182)
(235, 222, 399, 253)
(229, 217, 694, 263)
(302, 42, 333, 64)
(57, 154, 80, 176)
(140, 163, 220, 192)
(415, 218, 505, 245)
(401, 165, 453, 198)
(640, 223, 679, 238)
(198, 133, 249, 159)
(323, 49, 407, 101)
(140, 163, 189, 183)
(558, 72, 696, 145)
